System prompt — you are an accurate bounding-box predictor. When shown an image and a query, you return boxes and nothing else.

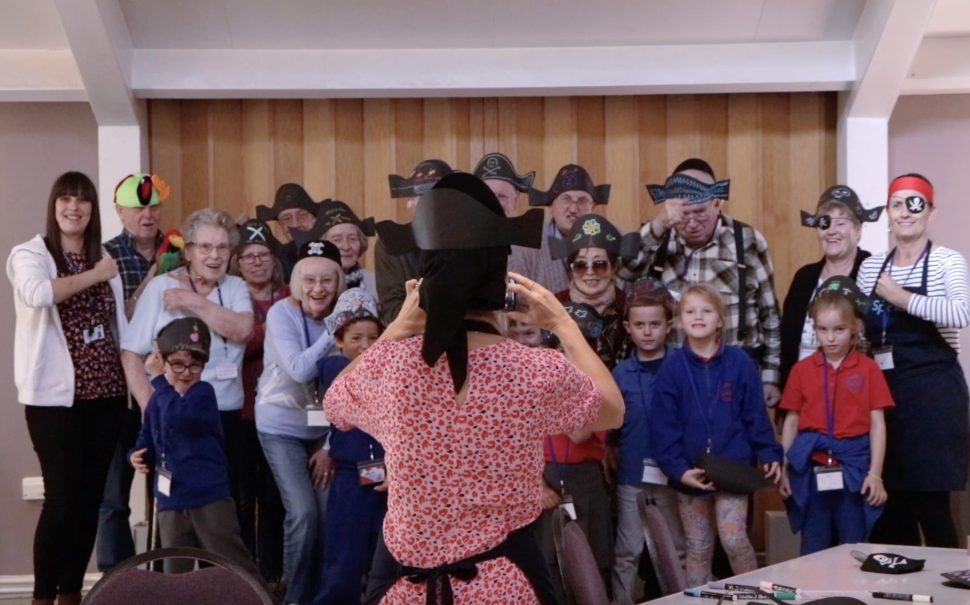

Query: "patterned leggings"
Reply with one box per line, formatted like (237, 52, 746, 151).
(677, 492, 757, 587)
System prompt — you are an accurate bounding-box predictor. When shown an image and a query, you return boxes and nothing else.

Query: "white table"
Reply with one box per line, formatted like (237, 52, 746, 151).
(644, 543, 970, 604)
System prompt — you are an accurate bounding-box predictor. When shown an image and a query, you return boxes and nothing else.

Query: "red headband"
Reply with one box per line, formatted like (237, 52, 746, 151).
(888, 175, 934, 205)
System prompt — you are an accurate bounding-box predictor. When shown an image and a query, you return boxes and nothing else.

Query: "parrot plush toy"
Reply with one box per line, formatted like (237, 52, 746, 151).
(155, 229, 185, 274)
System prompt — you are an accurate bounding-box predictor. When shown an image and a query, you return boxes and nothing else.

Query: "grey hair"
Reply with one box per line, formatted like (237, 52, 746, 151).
(817, 200, 862, 226)
(289, 256, 346, 311)
(324, 223, 370, 256)
(182, 208, 240, 249)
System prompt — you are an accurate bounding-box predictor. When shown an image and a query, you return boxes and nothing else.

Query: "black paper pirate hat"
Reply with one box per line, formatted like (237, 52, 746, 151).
(859, 552, 925, 574)
(529, 164, 610, 207)
(376, 172, 545, 394)
(562, 301, 605, 342)
(695, 452, 772, 494)
(800, 185, 884, 229)
(293, 238, 342, 267)
(156, 317, 211, 362)
(548, 214, 640, 261)
(816, 276, 870, 316)
(646, 173, 730, 206)
(473, 152, 535, 192)
(308, 200, 376, 239)
(256, 183, 323, 222)
(236, 219, 281, 254)
(375, 175, 545, 255)
(388, 159, 454, 199)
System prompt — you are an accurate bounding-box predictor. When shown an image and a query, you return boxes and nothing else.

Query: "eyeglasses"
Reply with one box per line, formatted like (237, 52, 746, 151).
(570, 259, 612, 277)
(190, 242, 231, 256)
(302, 275, 336, 288)
(167, 361, 205, 375)
(556, 197, 595, 212)
(238, 251, 273, 264)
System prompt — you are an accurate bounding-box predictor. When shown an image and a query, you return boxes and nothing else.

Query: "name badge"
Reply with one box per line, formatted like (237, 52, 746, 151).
(814, 465, 844, 491)
(306, 406, 330, 427)
(83, 324, 106, 345)
(215, 362, 237, 380)
(642, 458, 669, 485)
(357, 459, 387, 486)
(873, 346, 894, 371)
(559, 494, 578, 521)
(157, 467, 173, 497)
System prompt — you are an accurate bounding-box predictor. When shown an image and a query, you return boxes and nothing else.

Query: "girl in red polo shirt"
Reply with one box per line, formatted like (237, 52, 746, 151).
(779, 276, 894, 555)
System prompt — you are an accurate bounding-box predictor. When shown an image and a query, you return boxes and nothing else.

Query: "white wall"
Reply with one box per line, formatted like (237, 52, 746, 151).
(0, 103, 98, 574)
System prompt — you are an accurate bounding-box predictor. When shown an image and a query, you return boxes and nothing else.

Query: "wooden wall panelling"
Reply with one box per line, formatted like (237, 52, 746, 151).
(179, 101, 211, 218)
(637, 96, 668, 230)
(362, 98, 395, 270)
(148, 92, 837, 293)
(333, 100, 365, 212)
(303, 100, 336, 202)
(603, 96, 639, 232)
(149, 100, 183, 232)
(209, 100, 244, 220)
(271, 100, 304, 191)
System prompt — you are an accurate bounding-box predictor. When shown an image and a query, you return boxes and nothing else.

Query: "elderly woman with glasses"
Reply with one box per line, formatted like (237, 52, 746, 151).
(121, 208, 255, 523)
(255, 238, 345, 605)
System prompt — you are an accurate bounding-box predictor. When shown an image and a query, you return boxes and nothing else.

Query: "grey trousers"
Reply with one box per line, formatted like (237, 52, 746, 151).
(157, 497, 258, 576)
(611, 483, 686, 605)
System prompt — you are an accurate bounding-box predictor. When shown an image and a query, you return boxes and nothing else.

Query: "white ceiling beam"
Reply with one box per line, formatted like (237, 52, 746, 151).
(901, 35, 970, 94)
(844, 0, 937, 119)
(0, 50, 86, 101)
(51, 0, 140, 125)
(130, 41, 855, 99)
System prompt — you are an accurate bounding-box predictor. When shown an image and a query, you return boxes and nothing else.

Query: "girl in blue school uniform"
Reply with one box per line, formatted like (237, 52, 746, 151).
(313, 288, 387, 605)
(778, 276, 893, 555)
(650, 283, 783, 588)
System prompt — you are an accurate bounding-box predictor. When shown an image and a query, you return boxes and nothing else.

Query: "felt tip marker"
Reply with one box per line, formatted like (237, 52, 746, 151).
(759, 581, 798, 593)
(872, 592, 933, 603)
(684, 588, 736, 600)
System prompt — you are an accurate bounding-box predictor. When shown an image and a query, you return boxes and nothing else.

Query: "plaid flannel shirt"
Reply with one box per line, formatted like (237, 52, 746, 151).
(622, 213, 782, 385)
(103, 229, 162, 301)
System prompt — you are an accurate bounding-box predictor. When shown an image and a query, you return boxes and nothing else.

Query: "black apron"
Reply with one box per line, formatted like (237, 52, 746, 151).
(363, 518, 558, 605)
(863, 244, 969, 491)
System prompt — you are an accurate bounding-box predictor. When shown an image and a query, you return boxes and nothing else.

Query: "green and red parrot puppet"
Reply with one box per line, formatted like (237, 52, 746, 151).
(155, 229, 185, 274)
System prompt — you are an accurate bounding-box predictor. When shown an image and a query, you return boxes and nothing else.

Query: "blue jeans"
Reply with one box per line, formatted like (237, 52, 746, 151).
(96, 406, 140, 570)
(800, 475, 867, 555)
(259, 431, 329, 605)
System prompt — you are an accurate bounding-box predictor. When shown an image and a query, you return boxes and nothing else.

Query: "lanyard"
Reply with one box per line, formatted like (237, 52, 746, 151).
(821, 359, 839, 439)
(681, 349, 723, 453)
(873, 241, 931, 345)
(545, 436, 572, 495)
(187, 274, 229, 354)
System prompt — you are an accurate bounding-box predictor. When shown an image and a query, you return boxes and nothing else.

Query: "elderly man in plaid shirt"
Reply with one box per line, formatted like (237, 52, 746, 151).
(623, 158, 783, 406)
(96, 173, 166, 571)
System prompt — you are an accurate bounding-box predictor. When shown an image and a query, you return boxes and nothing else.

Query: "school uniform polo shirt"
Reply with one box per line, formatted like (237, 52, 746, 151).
(780, 349, 894, 438)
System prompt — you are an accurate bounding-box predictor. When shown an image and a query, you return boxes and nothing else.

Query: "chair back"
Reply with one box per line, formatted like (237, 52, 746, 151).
(551, 508, 610, 605)
(82, 547, 273, 605)
(637, 491, 687, 595)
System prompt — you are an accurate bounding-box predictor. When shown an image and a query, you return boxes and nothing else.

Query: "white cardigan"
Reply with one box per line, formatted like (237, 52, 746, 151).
(6, 235, 127, 406)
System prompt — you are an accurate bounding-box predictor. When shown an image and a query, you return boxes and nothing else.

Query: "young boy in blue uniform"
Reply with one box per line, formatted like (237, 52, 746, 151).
(611, 278, 685, 605)
(313, 288, 387, 605)
(129, 318, 256, 574)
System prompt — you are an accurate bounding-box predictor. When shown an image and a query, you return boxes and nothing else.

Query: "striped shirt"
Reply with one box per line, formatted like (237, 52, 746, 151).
(855, 245, 970, 352)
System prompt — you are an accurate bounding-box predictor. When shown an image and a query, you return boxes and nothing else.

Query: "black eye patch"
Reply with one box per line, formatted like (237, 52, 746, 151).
(905, 196, 927, 213)
(815, 214, 832, 230)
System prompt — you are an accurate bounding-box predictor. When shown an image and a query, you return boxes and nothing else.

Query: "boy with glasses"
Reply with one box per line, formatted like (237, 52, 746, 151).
(129, 318, 257, 574)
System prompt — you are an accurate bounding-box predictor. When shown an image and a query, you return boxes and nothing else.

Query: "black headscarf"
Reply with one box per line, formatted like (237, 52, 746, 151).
(375, 173, 544, 392)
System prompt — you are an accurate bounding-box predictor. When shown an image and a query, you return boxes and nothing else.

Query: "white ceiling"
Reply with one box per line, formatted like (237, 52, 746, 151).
(117, 0, 865, 50)
(1, 0, 970, 113)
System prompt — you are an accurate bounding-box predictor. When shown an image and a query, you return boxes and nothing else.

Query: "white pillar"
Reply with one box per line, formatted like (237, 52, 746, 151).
(97, 122, 147, 241)
(838, 101, 890, 256)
